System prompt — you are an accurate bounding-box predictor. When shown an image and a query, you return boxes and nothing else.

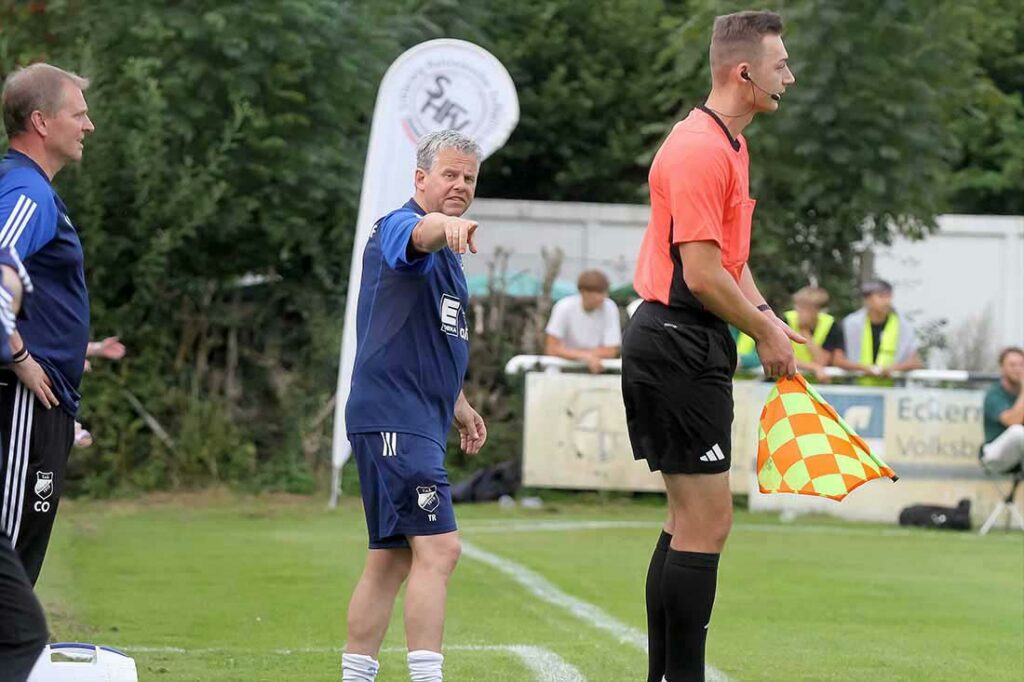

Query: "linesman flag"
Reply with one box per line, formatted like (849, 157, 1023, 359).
(757, 375, 898, 502)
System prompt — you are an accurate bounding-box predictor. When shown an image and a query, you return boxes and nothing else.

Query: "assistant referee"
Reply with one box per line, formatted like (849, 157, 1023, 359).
(621, 11, 800, 682)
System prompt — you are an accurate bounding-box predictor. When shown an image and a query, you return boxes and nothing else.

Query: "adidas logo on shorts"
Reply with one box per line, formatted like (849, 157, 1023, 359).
(699, 444, 726, 462)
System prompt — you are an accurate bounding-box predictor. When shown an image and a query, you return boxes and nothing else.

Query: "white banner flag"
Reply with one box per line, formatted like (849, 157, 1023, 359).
(330, 40, 519, 505)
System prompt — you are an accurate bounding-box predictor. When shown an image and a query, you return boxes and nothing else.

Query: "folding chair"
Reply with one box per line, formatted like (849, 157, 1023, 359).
(979, 462, 1024, 536)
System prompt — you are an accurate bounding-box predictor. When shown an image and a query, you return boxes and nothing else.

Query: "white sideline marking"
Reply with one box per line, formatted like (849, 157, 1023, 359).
(461, 541, 734, 682)
(501, 645, 586, 682)
(462, 518, 973, 539)
(121, 644, 584, 681)
(461, 541, 646, 649)
(414, 645, 584, 682)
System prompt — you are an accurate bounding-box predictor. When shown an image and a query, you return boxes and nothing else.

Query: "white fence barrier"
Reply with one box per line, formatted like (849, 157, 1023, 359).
(504, 354, 1000, 384)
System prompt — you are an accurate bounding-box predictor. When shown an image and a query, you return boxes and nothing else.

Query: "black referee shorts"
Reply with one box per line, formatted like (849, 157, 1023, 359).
(621, 301, 736, 475)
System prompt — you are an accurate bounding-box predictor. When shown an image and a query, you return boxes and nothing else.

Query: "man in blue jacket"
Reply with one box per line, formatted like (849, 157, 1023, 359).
(0, 62, 93, 585)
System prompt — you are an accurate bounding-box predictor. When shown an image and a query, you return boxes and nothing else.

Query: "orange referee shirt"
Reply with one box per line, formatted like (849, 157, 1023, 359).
(634, 106, 755, 311)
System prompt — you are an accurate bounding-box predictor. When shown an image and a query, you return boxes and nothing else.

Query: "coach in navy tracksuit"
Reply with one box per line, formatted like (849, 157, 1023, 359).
(0, 246, 48, 682)
(341, 130, 487, 682)
(0, 63, 94, 587)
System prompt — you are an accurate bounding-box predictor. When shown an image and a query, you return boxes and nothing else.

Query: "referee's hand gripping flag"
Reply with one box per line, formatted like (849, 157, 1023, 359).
(758, 315, 806, 379)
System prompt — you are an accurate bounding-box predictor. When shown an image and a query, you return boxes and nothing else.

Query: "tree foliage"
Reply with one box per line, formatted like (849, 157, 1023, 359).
(0, 0, 1017, 495)
(2, 0, 406, 493)
(946, 0, 1024, 215)
(420, 0, 1014, 305)
(651, 0, 983, 306)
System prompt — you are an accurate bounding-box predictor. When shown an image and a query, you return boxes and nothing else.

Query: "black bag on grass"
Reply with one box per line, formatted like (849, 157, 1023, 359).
(898, 499, 971, 531)
(451, 460, 521, 503)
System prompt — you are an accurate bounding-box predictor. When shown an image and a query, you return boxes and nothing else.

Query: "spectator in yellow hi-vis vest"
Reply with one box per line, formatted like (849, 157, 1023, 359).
(832, 279, 922, 385)
(736, 286, 841, 381)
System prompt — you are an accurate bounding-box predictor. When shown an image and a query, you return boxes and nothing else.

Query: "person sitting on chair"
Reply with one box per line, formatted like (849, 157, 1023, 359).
(980, 346, 1024, 473)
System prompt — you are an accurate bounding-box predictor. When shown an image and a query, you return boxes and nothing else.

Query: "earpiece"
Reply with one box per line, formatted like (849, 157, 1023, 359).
(741, 70, 781, 102)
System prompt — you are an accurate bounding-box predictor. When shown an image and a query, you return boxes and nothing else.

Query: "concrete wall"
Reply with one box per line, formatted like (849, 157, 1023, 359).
(873, 214, 1024, 353)
(466, 199, 650, 289)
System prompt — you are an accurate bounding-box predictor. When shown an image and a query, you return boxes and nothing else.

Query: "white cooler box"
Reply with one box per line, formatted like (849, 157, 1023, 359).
(28, 643, 138, 682)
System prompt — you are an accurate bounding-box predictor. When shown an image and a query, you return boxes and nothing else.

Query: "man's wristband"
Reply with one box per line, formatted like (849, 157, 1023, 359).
(756, 304, 772, 313)
(11, 346, 28, 362)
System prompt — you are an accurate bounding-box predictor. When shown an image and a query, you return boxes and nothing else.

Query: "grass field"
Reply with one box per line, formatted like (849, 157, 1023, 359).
(35, 491, 1023, 681)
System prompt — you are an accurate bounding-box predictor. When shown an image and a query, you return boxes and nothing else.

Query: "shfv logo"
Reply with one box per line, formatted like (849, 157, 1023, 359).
(400, 58, 496, 143)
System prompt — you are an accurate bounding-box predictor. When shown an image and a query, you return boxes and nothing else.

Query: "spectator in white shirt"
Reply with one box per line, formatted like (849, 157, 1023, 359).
(544, 269, 621, 373)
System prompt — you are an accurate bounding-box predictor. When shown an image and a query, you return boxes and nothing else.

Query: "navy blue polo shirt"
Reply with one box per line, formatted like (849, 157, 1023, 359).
(345, 199, 470, 447)
(0, 150, 90, 416)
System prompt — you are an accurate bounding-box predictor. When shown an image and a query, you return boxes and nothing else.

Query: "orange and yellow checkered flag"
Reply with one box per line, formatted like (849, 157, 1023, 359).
(757, 375, 898, 502)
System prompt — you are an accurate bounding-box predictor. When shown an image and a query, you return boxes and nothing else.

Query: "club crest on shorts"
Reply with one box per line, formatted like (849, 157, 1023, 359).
(416, 485, 440, 513)
(35, 471, 54, 500)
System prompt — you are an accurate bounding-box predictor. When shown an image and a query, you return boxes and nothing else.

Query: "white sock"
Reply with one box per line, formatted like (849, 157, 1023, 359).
(407, 649, 444, 682)
(342, 652, 379, 681)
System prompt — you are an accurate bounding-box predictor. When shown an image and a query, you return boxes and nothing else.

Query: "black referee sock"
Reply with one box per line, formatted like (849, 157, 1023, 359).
(645, 530, 672, 682)
(662, 549, 720, 682)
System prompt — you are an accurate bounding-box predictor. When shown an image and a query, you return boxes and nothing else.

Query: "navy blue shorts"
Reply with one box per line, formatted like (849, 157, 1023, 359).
(350, 432, 457, 549)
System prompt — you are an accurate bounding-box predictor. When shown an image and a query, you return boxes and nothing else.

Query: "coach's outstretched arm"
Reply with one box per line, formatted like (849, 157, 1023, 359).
(411, 214, 479, 255)
(680, 240, 803, 378)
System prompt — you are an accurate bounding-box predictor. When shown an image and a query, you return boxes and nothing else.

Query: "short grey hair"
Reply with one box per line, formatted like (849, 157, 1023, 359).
(416, 129, 481, 171)
(2, 63, 90, 137)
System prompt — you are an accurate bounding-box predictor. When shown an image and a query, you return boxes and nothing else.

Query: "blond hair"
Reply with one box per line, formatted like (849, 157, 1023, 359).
(2, 63, 90, 137)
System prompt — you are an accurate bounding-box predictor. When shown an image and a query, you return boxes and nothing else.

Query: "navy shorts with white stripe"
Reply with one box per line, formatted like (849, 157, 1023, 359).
(349, 432, 456, 549)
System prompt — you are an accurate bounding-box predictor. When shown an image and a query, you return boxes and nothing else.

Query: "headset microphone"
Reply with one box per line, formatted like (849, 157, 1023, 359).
(741, 71, 782, 102)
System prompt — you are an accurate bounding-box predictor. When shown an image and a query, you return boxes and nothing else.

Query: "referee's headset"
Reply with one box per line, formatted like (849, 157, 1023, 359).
(741, 70, 782, 102)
